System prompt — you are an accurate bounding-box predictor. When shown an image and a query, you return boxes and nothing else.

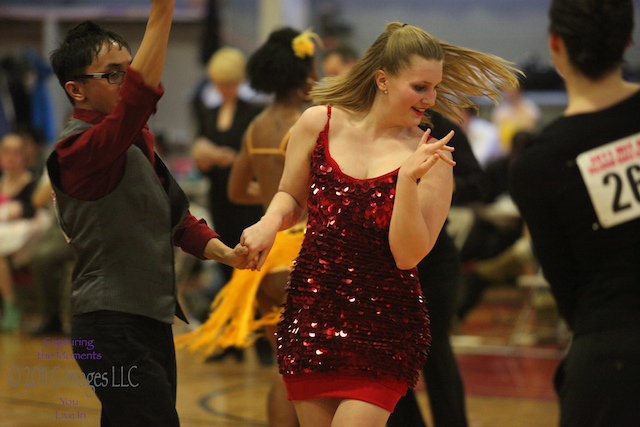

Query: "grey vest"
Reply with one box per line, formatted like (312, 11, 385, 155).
(47, 118, 189, 323)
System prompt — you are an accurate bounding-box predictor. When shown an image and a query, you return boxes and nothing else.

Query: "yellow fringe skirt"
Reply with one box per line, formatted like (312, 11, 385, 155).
(174, 226, 305, 359)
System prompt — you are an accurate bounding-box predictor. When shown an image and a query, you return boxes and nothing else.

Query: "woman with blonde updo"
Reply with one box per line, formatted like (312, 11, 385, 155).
(190, 46, 264, 284)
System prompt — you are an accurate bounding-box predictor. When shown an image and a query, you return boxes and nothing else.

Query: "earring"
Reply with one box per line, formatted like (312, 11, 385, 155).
(384, 90, 388, 94)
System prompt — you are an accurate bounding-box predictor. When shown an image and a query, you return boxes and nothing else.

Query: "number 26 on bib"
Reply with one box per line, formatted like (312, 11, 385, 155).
(577, 131, 640, 228)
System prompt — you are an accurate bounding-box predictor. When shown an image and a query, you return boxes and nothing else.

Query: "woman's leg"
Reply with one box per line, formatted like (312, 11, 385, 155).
(257, 271, 299, 427)
(257, 270, 289, 349)
(332, 399, 390, 427)
(267, 375, 298, 427)
(293, 398, 339, 427)
(0, 256, 20, 331)
(294, 398, 390, 427)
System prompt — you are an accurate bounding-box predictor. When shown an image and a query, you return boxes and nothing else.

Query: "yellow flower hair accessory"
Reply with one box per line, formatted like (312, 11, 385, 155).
(292, 28, 323, 59)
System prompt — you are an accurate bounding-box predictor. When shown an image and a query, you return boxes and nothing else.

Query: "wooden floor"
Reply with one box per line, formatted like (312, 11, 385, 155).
(0, 285, 565, 426)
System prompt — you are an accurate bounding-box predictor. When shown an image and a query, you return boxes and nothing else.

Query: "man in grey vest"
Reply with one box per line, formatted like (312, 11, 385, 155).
(46, 1, 251, 425)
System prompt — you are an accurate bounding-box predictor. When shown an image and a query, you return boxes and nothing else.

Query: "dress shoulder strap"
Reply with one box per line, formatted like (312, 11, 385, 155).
(324, 105, 332, 134)
(246, 122, 290, 157)
(315, 104, 332, 141)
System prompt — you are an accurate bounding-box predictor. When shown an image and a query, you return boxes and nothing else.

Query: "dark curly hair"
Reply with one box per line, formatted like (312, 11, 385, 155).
(246, 27, 314, 99)
(549, 0, 634, 80)
(50, 21, 130, 104)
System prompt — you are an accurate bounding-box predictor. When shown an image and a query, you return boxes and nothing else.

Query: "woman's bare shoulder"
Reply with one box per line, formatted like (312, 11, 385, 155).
(294, 105, 330, 134)
(299, 104, 329, 122)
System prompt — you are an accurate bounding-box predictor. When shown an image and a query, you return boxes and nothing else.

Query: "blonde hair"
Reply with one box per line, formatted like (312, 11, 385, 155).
(207, 47, 247, 84)
(311, 22, 522, 123)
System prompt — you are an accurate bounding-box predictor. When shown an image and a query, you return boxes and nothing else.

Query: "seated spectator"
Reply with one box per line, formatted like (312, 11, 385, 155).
(0, 132, 49, 331)
(28, 173, 75, 335)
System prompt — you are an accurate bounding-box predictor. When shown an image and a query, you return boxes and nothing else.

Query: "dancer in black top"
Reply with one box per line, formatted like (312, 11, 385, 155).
(510, 1, 640, 425)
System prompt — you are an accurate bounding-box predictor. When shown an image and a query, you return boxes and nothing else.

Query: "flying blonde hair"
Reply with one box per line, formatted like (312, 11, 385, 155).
(311, 22, 522, 123)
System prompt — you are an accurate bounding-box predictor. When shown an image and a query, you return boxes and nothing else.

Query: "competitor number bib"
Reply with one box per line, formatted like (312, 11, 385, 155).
(576, 131, 640, 228)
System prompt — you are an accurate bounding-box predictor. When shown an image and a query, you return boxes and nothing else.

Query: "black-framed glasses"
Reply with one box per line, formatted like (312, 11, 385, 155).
(74, 70, 126, 84)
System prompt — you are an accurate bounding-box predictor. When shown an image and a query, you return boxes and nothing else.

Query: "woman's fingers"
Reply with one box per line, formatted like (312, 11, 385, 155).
(436, 150, 457, 166)
(420, 128, 432, 144)
(421, 130, 455, 163)
(426, 130, 454, 150)
(420, 129, 455, 155)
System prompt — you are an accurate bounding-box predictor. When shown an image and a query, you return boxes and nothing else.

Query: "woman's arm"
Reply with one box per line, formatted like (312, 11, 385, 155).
(389, 129, 455, 269)
(240, 106, 324, 269)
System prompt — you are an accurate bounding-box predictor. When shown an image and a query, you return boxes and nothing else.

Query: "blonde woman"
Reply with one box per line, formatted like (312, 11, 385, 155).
(191, 46, 264, 284)
(240, 22, 520, 427)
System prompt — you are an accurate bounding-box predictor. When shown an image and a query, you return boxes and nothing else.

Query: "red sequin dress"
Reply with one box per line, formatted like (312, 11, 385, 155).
(277, 106, 430, 411)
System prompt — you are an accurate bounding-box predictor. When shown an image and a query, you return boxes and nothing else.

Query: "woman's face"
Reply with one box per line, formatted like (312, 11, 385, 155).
(215, 80, 241, 102)
(0, 134, 27, 175)
(384, 55, 442, 126)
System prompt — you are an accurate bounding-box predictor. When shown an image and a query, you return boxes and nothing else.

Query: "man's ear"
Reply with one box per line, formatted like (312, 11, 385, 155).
(375, 69, 387, 93)
(64, 81, 85, 103)
(548, 33, 563, 54)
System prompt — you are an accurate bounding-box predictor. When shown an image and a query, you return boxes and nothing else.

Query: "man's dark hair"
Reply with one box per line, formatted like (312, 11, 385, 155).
(50, 20, 130, 104)
(549, 0, 634, 80)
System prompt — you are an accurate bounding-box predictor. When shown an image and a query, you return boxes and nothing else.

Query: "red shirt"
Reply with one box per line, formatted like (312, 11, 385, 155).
(55, 68, 218, 259)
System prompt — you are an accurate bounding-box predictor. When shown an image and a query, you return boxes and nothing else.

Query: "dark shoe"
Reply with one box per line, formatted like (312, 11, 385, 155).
(255, 336, 275, 366)
(205, 346, 245, 363)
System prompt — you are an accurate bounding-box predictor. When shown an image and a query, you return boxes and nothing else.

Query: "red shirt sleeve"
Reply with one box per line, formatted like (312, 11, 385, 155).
(55, 68, 163, 200)
(173, 211, 221, 260)
(54, 69, 221, 259)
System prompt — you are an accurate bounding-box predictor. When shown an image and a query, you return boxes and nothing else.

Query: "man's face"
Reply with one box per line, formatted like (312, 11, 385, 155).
(72, 41, 132, 114)
(322, 53, 354, 77)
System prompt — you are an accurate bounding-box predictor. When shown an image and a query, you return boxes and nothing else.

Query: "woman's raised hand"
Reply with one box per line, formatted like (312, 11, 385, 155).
(400, 128, 456, 183)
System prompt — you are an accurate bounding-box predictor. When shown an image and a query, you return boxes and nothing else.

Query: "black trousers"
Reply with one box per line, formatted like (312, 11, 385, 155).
(72, 311, 180, 427)
(388, 233, 468, 427)
(556, 328, 640, 427)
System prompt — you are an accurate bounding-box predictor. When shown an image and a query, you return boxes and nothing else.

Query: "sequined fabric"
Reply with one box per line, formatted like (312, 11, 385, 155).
(277, 106, 430, 390)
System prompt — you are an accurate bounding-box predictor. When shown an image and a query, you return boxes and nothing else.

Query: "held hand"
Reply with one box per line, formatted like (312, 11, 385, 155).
(203, 238, 250, 269)
(239, 218, 279, 271)
(216, 146, 237, 167)
(228, 243, 251, 270)
(401, 129, 456, 182)
(192, 138, 237, 169)
(191, 138, 215, 171)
